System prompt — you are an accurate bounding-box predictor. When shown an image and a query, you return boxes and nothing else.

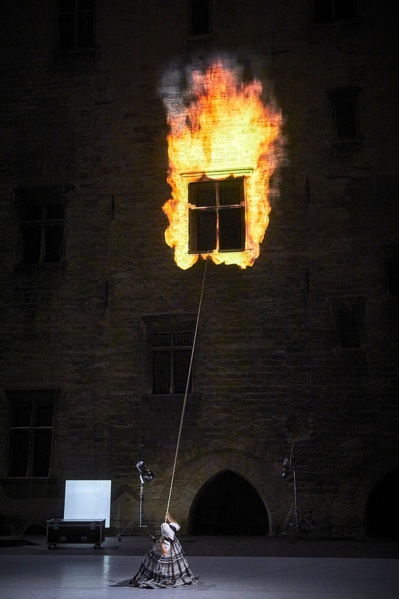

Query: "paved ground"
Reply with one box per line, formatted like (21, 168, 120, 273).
(2, 533, 399, 558)
(1, 534, 399, 598)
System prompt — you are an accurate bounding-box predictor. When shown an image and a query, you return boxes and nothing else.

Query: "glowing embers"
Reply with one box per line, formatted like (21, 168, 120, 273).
(162, 58, 284, 270)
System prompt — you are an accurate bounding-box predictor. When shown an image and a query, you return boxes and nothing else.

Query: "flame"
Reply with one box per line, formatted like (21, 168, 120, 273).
(162, 59, 283, 269)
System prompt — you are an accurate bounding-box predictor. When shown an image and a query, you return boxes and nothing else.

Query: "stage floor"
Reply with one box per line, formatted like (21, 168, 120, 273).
(1, 535, 398, 598)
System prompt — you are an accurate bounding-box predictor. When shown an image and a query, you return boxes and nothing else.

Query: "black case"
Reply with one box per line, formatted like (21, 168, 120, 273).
(47, 518, 106, 548)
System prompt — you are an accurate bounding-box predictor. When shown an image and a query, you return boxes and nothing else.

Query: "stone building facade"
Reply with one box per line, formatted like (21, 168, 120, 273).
(0, 1, 398, 539)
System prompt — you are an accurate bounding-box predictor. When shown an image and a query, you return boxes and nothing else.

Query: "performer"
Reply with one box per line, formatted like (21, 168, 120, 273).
(129, 513, 199, 588)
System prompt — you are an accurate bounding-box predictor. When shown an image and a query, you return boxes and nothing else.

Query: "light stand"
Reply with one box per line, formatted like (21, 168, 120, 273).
(117, 456, 156, 542)
(136, 461, 155, 537)
(281, 442, 300, 536)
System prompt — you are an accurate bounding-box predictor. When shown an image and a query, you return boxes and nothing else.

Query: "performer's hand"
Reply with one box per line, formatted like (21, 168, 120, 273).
(166, 512, 176, 524)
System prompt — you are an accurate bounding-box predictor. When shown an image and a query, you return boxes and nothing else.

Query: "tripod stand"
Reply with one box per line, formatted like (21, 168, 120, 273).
(282, 442, 314, 537)
(117, 462, 156, 542)
(137, 474, 154, 536)
(282, 442, 299, 535)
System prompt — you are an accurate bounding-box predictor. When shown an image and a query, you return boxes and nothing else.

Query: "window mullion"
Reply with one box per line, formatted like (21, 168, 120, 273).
(39, 200, 45, 264)
(74, 11, 78, 49)
(61, 198, 66, 259)
(27, 428, 35, 477)
(170, 341, 175, 393)
(47, 422, 55, 477)
(25, 403, 35, 477)
(73, 1, 80, 50)
(331, 0, 336, 21)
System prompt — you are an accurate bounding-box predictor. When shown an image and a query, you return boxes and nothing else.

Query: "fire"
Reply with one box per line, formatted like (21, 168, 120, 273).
(162, 58, 283, 269)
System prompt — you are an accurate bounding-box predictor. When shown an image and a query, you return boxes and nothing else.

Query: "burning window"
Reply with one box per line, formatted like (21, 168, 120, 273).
(6, 389, 57, 477)
(161, 59, 284, 270)
(312, 0, 357, 23)
(58, 0, 95, 52)
(188, 177, 245, 253)
(15, 188, 66, 265)
(329, 87, 361, 140)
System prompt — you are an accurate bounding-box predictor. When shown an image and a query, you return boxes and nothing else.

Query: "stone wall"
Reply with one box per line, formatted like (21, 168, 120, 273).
(0, 1, 398, 537)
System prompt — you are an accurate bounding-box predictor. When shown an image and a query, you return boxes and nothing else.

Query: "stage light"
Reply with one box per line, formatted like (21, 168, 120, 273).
(281, 457, 291, 479)
(136, 461, 155, 483)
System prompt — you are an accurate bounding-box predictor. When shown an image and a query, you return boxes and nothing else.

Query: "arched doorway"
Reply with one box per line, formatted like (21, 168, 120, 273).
(365, 468, 399, 538)
(188, 470, 269, 535)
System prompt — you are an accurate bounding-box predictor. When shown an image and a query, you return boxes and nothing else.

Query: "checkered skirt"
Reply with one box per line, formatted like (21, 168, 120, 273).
(130, 537, 199, 588)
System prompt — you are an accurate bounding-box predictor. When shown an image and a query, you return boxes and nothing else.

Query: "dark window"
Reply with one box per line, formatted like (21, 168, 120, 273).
(152, 331, 193, 394)
(189, 178, 245, 253)
(329, 88, 361, 140)
(58, 0, 95, 51)
(15, 189, 66, 265)
(384, 256, 399, 296)
(337, 305, 361, 348)
(332, 298, 366, 348)
(6, 390, 57, 477)
(313, 0, 356, 23)
(189, 0, 212, 36)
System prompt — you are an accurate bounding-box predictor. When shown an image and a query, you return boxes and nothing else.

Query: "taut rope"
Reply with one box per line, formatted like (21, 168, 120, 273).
(164, 258, 208, 520)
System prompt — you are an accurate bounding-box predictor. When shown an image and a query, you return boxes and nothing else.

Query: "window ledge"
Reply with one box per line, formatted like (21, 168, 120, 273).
(331, 138, 364, 155)
(52, 48, 98, 71)
(308, 19, 361, 29)
(141, 392, 202, 402)
(186, 33, 213, 41)
(55, 46, 97, 56)
(332, 137, 363, 145)
(333, 346, 367, 352)
(1, 477, 59, 498)
(13, 262, 67, 275)
(189, 249, 247, 256)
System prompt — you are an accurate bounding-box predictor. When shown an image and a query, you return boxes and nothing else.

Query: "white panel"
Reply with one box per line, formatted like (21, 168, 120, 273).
(64, 480, 111, 527)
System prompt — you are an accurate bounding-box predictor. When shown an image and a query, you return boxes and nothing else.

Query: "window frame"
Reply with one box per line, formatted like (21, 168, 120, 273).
(188, 0, 212, 37)
(14, 188, 67, 267)
(331, 297, 366, 349)
(188, 177, 246, 254)
(57, 0, 96, 53)
(380, 247, 399, 297)
(5, 389, 58, 478)
(152, 331, 193, 395)
(143, 316, 196, 396)
(312, 0, 358, 24)
(328, 87, 362, 142)
(384, 257, 399, 296)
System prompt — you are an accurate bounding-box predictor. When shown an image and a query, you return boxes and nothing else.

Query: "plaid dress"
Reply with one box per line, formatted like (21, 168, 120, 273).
(129, 535, 199, 589)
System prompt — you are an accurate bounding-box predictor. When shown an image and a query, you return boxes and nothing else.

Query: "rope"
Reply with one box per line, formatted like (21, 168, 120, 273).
(164, 258, 208, 520)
